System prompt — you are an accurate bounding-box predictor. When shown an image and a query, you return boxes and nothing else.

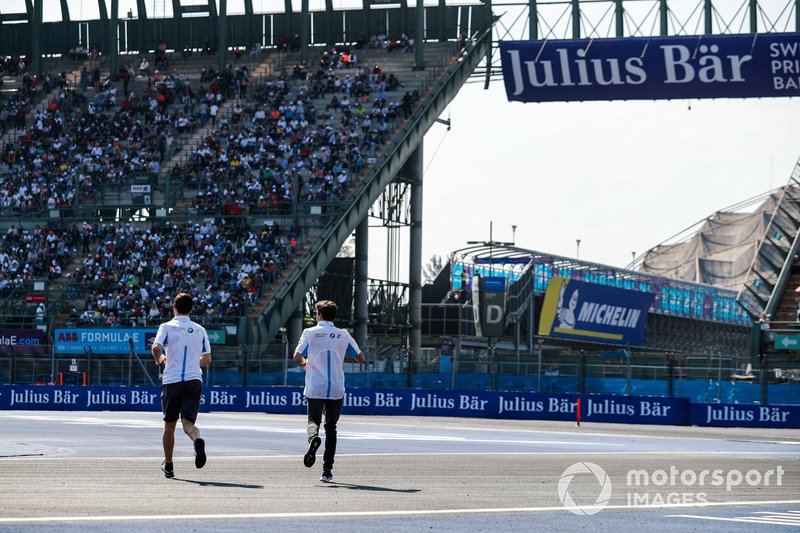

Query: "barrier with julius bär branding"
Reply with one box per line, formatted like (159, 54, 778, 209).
(0, 385, 798, 429)
(691, 402, 799, 428)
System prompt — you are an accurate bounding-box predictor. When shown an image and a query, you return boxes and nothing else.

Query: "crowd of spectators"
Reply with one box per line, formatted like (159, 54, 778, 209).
(67, 219, 291, 327)
(0, 55, 30, 77)
(367, 33, 415, 53)
(0, 53, 267, 328)
(170, 48, 413, 217)
(0, 42, 429, 329)
(66, 44, 101, 61)
(0, 66, 211, 215)
(0, 224, 75, 293)
(1, 44, 247, 197)
(0, 71, 69, 137)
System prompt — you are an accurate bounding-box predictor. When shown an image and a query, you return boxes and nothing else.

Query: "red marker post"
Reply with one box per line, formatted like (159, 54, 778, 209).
(576, 398, 581, 427)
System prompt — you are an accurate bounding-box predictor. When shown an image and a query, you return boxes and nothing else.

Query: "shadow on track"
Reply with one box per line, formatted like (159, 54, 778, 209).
(320, 482, 420, 493)
(172, 478, 264, 489)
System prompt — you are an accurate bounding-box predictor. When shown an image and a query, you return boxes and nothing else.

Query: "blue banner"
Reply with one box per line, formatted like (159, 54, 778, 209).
(691, 402, 800, 428)
(0, 328, 45, 355)
(500, 33, 800, 102)
(0, 385, 685, 424)
(2, 384, 798, 428)
(538, 277, 655, 346)
(54, 328, 158, 355)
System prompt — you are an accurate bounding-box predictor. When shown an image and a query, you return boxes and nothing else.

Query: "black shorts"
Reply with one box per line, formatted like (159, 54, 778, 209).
(160, 380, 202, 423)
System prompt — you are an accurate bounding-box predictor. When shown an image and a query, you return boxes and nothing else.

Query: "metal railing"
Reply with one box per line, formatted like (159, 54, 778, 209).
(2, 342, 797, 405)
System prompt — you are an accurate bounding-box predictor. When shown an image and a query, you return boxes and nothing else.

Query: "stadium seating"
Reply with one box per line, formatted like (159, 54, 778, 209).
(0, 41, 461, 330)
(64, 220, 287, 327)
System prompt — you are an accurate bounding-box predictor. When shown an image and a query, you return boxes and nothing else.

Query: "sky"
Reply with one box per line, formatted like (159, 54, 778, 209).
(411, 86, 800, 279)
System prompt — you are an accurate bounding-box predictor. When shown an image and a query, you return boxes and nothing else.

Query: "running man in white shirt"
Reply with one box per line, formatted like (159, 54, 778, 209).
(151, 292, 212, 478)
(293, 300, 365, 482)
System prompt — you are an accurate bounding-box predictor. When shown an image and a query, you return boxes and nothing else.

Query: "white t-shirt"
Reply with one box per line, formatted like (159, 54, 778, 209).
(294, 321, 360, 400)
(153, 315, 210, 384)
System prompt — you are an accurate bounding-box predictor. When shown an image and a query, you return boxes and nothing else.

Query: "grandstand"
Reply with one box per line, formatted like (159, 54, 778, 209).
(1, 0, 799, 408)
(0, 1, 491, 383)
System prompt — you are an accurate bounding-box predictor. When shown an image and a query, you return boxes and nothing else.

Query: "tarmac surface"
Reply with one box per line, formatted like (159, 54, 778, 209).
(0, 410, 799, 531)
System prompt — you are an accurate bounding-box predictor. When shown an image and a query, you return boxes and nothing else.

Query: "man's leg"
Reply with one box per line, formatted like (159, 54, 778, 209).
(306, 398, 324, 441)
(160, 383, 180, 478)
(181, 416, 206, 468)
(321, 398, 343, 471)
(305, 398, 324, 467)
(180, 381, 206, 468)
(163, 421, 177, 463)
(181, 417, 200, 441)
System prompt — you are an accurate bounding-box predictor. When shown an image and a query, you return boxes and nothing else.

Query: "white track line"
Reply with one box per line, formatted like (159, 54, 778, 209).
(668, 514, 800, 526)
(5, 412, 799, 446)
(3, 450, 799, 461)
(1, 500, 799, 524)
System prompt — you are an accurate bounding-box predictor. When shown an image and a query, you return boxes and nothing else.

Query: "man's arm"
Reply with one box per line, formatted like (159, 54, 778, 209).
(199, 352, 212, 367)
(292, 351, 308, 370)
(345, 350, 365, 364)
(152, 342, 165, 366)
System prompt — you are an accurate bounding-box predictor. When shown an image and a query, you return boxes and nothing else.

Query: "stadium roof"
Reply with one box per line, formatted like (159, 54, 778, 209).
(449, 243, 750, 325)
(635, 188, 782, 291)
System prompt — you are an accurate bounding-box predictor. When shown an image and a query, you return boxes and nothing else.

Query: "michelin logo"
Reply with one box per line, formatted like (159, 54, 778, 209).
(557, 282, 642, 330)
(556, 283, 578, 329)
(577, 301, 642, 328)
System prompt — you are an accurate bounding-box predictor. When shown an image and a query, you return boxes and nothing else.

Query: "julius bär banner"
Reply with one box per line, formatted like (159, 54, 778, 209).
(0, 385, 688, 425)
(538, 277, 655, 346)
(500, 33, 800, 102)
(2, 385, 798, 428)
(692, 403, 799, 428)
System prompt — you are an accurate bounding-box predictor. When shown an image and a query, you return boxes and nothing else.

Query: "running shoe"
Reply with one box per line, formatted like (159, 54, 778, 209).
(304, 436, 321, 468)
(161, 461, 174, 479)
(194, 438, 206, 469)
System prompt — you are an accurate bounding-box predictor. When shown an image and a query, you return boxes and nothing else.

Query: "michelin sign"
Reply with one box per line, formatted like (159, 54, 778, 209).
(538, 277, 654, 346)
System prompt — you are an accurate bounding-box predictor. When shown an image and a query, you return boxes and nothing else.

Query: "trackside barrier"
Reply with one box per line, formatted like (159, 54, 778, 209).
(1, 385, 798, 429)
(690, 402, 799, 428)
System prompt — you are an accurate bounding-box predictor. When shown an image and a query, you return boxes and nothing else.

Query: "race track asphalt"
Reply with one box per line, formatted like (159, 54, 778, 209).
(1, 411, 798, 532)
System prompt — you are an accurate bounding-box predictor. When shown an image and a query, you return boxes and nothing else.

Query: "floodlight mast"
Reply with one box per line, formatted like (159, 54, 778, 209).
(465, 221, 516, 391)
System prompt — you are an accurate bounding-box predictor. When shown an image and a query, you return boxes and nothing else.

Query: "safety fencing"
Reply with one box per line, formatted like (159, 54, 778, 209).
(1, 384, 798, 429)
(1, 343, 799, 406)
